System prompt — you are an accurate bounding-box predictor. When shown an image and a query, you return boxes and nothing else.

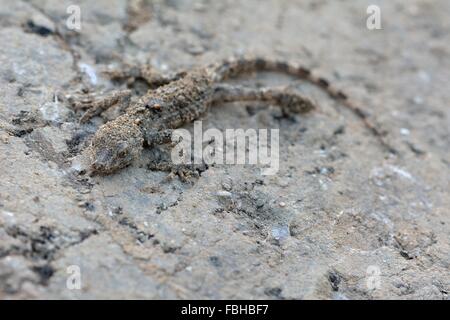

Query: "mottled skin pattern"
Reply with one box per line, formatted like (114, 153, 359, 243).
(89, 57, 392, 175)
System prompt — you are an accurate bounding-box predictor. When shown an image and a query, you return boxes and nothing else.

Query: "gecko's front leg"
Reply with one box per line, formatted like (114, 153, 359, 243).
(144, 129, 177, 147)
(147, 161, 208, 183)
(68, 89, 133, 123)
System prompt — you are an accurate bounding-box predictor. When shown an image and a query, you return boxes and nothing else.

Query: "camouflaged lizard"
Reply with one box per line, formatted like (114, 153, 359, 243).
(87, 56, 393, 175)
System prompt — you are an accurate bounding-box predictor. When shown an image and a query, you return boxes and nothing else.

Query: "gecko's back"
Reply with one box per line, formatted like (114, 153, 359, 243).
(129, 70, 213, 132)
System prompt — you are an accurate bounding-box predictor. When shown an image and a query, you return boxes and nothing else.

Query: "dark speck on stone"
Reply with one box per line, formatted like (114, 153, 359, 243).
(25, 20, 53, 37)
(33, 265, 55, 283)
(264, 287, 283, 298)
(209, 256, 222, 267)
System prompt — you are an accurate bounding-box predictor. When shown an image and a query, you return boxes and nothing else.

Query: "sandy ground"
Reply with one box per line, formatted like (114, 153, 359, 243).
(0, 0, 449, 299)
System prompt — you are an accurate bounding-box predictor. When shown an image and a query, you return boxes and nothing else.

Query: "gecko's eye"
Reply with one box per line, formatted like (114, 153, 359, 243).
(117, 142, 129, 157)
(91, 149, 113, 173)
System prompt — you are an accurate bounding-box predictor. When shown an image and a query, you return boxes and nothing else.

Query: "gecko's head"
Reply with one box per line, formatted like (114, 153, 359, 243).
(90, 117, 144, 175)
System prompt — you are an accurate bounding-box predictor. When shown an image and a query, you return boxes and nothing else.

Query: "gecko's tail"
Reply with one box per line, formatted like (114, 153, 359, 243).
(211, 56, 396, 154)
(211, 56, 345, 97)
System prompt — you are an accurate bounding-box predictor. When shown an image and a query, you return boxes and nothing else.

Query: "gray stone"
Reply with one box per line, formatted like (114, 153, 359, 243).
(0, 0, 448, 300)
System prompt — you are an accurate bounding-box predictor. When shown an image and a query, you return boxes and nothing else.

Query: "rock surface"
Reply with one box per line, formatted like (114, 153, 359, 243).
(0, 0, 448, 299)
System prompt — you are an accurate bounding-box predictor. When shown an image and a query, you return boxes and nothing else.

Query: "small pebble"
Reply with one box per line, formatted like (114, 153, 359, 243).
(256, 199, 265, 208)
(277, 178, 289, 187)
(320, 167, 334, 175)
(417, 70, 431, 84)
(221, 182, 232, 191)
(413, 96, 424, 105)
(400, 128, 410, 136)
(40, 101, 60, 122)
(216, 190, 232, 198)
(271, 225, 290, 241)
(78, 63, 98, 86)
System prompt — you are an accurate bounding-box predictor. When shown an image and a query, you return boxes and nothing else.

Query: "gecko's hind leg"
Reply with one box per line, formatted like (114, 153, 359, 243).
(212, 84, 316, 117)
(68, 89, 133, 123)
(144, 129, 181, 147)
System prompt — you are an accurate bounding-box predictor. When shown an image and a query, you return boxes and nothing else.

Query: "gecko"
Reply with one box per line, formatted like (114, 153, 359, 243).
(86, 56, 394, 176)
